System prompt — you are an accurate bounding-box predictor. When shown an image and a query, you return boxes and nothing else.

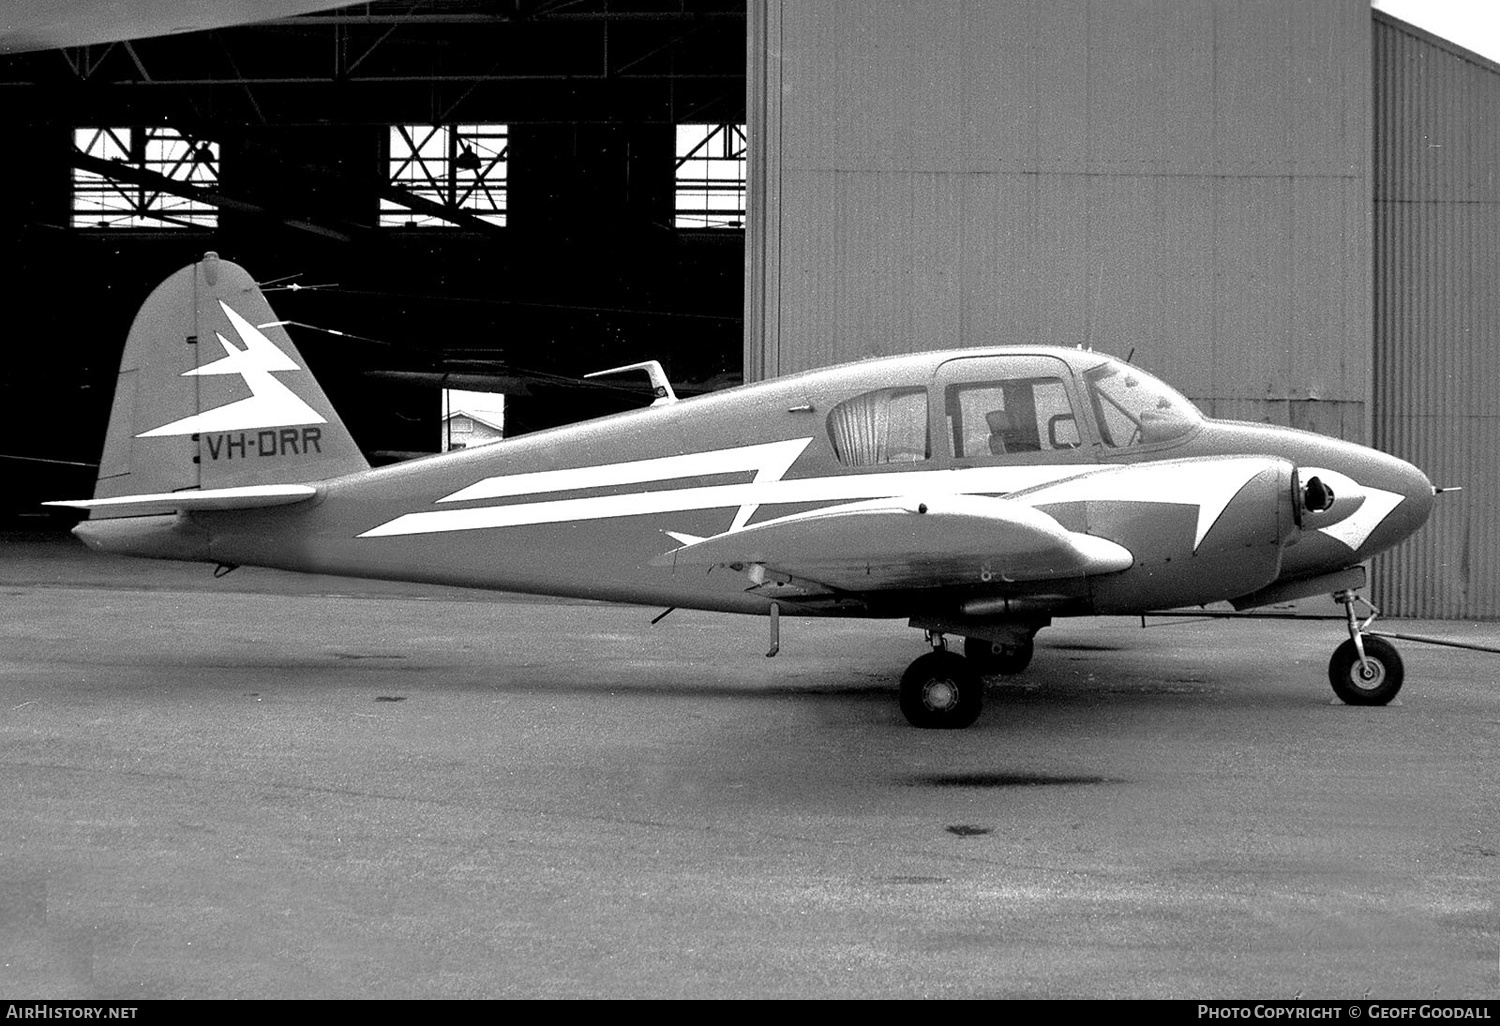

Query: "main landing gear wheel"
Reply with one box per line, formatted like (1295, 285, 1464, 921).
(1329, 635, 1404, 706)
(899, 651, 984, 729)
(963, 635, 1034, 675)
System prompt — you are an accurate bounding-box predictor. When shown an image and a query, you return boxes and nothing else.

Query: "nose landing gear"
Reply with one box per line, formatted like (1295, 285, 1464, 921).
(1329, 590, 1404, 705)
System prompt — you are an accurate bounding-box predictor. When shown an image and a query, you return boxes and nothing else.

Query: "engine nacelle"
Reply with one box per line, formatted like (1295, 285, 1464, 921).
(1026, 456, 1299, 612)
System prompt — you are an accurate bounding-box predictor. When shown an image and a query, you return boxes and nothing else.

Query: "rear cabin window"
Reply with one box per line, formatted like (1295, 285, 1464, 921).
(826, 387, 930, 466)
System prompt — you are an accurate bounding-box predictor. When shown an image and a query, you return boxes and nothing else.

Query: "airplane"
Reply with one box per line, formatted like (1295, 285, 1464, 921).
(46, 253, 1438, 729)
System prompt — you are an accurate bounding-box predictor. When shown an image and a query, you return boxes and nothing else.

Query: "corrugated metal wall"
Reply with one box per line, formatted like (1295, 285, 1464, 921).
(747, 0, 1373, 442)
(1373, 13, 1500, 618)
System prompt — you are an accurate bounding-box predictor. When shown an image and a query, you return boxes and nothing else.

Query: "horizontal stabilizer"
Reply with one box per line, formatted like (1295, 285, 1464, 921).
(44, 483, 316, 517)
(652, 494, 1133, 592)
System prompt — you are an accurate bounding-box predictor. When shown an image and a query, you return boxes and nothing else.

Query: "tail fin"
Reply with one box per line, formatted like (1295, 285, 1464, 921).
(90, 252, 368, 512)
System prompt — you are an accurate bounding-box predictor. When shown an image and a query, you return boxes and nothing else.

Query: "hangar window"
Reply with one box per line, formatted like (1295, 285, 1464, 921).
(675, 123, 746, 228)
(381, 124, 508, 228)
(826, 387, 929, 467)
(72, 127, 218, 229)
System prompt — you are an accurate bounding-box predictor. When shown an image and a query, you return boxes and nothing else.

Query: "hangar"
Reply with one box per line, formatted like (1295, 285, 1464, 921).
(0, 0, 1493, 618)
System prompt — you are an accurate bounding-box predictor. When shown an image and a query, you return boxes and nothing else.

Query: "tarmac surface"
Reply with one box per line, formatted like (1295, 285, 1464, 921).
(0, 532, 1496, 999)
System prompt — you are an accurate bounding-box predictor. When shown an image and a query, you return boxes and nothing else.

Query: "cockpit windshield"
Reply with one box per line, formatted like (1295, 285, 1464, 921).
(1082, 359, 1203, 448)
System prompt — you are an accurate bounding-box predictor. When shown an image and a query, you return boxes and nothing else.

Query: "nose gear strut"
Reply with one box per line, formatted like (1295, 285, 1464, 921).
(1329, 589, 1404, 706)
(1335, 589, 1379, 675)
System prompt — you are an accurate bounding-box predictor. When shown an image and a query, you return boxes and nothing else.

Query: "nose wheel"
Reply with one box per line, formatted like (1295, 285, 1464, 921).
(1329, 590, 1404, 705)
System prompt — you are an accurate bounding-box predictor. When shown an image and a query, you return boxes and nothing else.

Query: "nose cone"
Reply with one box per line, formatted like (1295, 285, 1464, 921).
(1346, 451, 1434, 561)
(1202, 420, 1436, 565)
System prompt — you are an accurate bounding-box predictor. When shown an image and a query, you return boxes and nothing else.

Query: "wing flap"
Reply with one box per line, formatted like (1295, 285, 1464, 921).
(43, 483, 317, 517)
(651, 494, 1132, 591)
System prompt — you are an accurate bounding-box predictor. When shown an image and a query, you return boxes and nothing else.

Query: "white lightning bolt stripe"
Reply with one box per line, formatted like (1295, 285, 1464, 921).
(361, 459, 1174, 539)
(136, 301, 324, 438)
(440, 439, 812, 503)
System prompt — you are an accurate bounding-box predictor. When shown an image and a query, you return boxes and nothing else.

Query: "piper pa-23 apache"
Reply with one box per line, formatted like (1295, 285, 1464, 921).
(49, 254, 1438, 729)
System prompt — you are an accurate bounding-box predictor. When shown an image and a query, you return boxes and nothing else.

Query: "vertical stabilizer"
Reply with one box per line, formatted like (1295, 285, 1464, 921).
(92, 253, 368, 512)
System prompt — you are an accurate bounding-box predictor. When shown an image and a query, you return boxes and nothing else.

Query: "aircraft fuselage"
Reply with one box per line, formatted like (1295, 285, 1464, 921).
(90, 347, 1429, 626)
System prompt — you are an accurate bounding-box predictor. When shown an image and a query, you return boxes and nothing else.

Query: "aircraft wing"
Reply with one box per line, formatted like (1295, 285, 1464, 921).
(43, 484, 317, 517)
(2, 2, 361, 54)
(650, 494, 1133, 593)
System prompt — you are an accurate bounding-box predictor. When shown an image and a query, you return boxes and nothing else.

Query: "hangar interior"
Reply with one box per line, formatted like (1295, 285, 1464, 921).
(0, 0, 749, 494)
(2, 1, 1495, 619)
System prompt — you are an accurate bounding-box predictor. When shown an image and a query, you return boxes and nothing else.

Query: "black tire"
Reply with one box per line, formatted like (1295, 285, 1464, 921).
(963, 635, 1035, 675)
(1328, 635, 1404, 706)
(899, 651, 984, 729)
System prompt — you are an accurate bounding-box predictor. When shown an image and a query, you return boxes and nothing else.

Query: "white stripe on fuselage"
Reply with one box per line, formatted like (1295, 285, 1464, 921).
(358, 451, 1101, 539)
(439, 439, 812, 503)
(358, 440, 1409, 559)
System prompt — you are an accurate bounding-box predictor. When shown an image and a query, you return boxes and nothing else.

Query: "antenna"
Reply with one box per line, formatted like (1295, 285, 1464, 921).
(584, 360, 679, 406)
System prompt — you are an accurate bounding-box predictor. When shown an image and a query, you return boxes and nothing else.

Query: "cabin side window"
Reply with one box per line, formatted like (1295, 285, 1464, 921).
(945, 377, 1081, 458)
(826, 387, 930, 467)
